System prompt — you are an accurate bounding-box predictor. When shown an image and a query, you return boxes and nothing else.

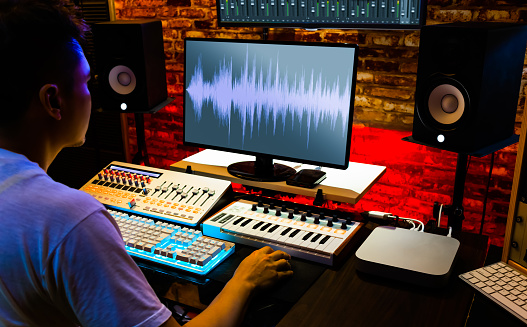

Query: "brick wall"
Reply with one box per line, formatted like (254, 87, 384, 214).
(113, 0, 527, 246)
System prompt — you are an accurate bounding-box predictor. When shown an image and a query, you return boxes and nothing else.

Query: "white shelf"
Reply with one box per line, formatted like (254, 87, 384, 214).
(170, 150, 386, 205)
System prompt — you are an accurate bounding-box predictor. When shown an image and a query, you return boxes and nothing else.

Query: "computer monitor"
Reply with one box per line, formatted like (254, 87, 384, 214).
(216, 0, 427, 30)
(184, 38, 358, 182)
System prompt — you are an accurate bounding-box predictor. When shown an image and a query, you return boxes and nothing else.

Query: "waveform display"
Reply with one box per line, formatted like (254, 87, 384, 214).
(184, 40, 357, 167)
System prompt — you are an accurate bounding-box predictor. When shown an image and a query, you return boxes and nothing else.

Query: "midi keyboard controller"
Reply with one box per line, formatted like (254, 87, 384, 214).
(203, 199, 363, 266)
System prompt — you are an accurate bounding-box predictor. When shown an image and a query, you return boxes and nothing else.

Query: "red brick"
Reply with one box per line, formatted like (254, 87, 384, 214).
(364, 59, 399, 72)
(374, 74, 417, 87)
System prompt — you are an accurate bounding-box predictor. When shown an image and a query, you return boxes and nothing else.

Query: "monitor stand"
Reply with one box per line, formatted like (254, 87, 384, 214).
(227, 156, 296, 182)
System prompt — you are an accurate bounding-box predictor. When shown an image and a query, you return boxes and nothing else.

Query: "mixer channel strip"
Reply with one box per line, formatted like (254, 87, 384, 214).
(108, 209, 235, 275)
(202, 199, 362, 266)
(80, 161, 232, 227)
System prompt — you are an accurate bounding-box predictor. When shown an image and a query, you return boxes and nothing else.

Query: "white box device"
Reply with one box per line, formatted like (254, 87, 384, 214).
(356, 226, 460, 287)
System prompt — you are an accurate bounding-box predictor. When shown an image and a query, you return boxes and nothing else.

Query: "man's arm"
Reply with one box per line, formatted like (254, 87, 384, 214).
(160, 246, 293, 327)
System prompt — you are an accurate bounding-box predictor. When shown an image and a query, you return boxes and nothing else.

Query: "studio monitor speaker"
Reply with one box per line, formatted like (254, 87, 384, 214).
(412, 22, 527, 154)
(93, 19, 167, 113)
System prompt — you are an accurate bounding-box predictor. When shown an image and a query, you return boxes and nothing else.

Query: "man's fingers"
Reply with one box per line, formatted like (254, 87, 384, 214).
(277, 270, 294, 279)
(274, 258, 292, 271)
(268, 250, 291, 261)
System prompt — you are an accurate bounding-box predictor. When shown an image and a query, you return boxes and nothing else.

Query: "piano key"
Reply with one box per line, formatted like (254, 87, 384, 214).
(222, 216, 248, 233)
(289, 230, 309, 246)
(276, 227, 298, 244)
(265, 225, 288, 241)
(319, 237, 342, 254)
(254, 222, 273, 238)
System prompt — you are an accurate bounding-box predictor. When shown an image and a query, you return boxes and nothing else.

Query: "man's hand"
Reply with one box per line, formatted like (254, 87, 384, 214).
(232, 246, 294, 293)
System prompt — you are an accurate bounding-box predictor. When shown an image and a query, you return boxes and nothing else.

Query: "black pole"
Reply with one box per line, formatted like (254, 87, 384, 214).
(133, 113, 149, 166)
(449, 153, 468, 231)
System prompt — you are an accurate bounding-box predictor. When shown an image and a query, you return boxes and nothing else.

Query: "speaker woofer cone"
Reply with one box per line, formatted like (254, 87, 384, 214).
(427, 83, 466, 125)
(108, 65, 137, 95)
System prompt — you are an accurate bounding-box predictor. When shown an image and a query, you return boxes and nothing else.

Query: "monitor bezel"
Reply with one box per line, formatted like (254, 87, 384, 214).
(183, 37, 359, 171)
(215, 0, 428, 30)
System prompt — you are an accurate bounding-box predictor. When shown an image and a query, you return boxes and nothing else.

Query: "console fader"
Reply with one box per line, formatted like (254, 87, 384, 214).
(80, 161, 232, 227)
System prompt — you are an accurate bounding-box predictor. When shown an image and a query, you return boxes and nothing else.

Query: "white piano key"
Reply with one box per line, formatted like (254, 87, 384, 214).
(254, 222, 274, 238)
(319, 237, 342, 254)
(276, 227, 295, 244)
(222, 216, 247, 233)
(315, 235, 333, 252)
(233, 218, 260, 235)
(289, 230, 309, 247)
(265, 225, 287, 241)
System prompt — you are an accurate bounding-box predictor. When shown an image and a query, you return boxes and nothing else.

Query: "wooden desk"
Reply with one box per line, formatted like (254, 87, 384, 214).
(170, 150, 386, 204)
(141, 223, 488, 327)
(276, 225, 488, 327)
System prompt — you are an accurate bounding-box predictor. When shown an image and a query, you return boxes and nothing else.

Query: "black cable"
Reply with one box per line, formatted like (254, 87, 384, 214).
(479, 152, 495, 234)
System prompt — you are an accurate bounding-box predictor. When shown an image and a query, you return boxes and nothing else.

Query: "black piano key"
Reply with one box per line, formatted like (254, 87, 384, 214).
(289, 229, 300, 238)
(311, 233, 322, 242)
(252, 221, 264, 229)
(240, 219, 252, 227)
(280, 227, 292, 236)
(260, 222, 272, 231)
(268, 224, 280, 233)
(302, 231, 314, 241)
(320, 235, 331, 244)
(233, 217, 245, 225)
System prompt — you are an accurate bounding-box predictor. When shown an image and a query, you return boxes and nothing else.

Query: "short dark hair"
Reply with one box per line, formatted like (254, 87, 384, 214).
(0, 0, 89, 127)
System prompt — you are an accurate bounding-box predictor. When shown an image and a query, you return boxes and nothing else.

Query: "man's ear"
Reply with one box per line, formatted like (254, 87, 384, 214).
(39, 84, 61, 120)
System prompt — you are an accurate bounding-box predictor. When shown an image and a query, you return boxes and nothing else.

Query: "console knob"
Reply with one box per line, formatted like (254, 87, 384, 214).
(327, 220, 333, 227)
(282, 205, 288, 212)
(263, 206, 269, 214)
(269, 202, 275, 210)
(294, 207, 299, 214)
(314, 216, 320, 224)
(276, 209, 281, 217)
(301, 213, 307, 221)
(251, 203, 257, 211)
(319, 212, 325, 220)
(306, 209, 312, 217)
(341, 222, 347, 229)
(258, 200, 264, 207)
(288, 211, 294, 219)
(332, 214, 339, 222)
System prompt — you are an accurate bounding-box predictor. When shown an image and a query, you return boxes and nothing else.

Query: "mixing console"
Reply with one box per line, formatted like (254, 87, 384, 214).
(108, 209, 235, 275)
(202, 199, 362, 265)
(217, 0, 423, 26)
(80, 161, 232, 227)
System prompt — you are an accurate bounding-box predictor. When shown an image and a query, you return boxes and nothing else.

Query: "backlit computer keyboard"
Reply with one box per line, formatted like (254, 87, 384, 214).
(460, 261, 527, 323)
(108, 209, 235, 275)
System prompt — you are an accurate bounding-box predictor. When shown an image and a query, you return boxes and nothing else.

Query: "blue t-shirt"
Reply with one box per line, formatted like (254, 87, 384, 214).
(0, 149, 172, 327)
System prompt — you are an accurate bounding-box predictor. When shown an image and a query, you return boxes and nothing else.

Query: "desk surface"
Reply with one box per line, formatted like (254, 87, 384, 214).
(141, 223, 488, 327)
(276, 225, 488, 327)
(170, 150, 386, 204)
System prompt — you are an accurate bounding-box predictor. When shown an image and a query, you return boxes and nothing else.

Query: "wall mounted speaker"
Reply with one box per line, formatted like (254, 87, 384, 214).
(411, 22, 527, 154)
(93, 19, 167, 113)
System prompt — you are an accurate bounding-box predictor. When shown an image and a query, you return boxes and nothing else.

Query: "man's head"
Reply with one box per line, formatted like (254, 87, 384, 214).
(0, 0, 91, 147)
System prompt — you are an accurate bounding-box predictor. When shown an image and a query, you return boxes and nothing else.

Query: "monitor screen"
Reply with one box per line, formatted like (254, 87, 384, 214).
(216, 0, 427, 30)
(184, 38, 358, 181)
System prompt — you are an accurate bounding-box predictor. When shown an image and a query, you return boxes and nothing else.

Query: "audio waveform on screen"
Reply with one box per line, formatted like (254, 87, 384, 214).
(186, 46, 351, 148)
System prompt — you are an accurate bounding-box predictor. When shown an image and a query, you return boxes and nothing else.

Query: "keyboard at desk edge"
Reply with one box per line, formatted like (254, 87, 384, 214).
(109, 208, 235, 276)
(460, 261, 527, 324)
(202, 199, 362, 266)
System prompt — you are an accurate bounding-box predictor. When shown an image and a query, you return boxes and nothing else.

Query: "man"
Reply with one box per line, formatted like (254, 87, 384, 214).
(0, 1, 293, 326)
